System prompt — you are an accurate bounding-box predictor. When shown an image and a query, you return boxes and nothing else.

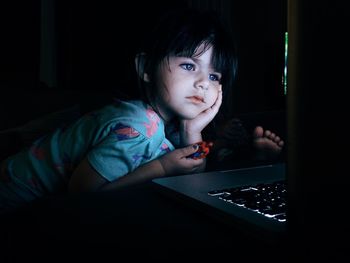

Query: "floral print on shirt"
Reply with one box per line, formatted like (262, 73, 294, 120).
(143, 107, 160, 138)
(113, 123, 140, 140)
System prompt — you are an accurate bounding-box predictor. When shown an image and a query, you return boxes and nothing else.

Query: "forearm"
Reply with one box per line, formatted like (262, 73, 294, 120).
(99, 159, 166, 192)
(70, 144, 208, 193)
(179, 119, 204, 146)
(180, 132, 202, 146)
(179, 125, 203, 146)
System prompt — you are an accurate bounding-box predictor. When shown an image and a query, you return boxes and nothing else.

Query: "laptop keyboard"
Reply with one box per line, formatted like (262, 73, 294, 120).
(208, 180, 287, 222)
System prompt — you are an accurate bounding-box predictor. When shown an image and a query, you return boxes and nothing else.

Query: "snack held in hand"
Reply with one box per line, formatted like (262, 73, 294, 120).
(188, 141, 214, 160)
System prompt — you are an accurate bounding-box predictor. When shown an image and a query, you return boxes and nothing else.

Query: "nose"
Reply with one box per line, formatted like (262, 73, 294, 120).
(194, 75, 210, 91)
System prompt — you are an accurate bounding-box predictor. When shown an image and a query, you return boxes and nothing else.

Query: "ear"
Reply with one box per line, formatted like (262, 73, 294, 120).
(135, 53, 150, 82)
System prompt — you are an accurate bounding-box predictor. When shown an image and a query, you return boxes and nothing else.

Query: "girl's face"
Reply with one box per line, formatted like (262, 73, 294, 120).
(153, 45, 222, 122)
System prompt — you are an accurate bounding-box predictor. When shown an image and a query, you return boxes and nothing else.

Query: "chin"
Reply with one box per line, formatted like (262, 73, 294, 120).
(174, 105, 202, 120)
(178, 112, 200, 120)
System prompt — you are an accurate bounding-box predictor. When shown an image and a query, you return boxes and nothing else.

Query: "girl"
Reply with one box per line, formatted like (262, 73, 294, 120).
(0, 8, 283, 213)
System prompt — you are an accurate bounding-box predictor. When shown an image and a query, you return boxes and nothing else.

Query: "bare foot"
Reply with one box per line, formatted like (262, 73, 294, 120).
(253, 126, 284, 160)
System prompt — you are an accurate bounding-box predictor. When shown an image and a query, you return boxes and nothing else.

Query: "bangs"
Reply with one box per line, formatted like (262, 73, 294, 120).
(171, 37, 214, 58)
(167, 33, 233, 75)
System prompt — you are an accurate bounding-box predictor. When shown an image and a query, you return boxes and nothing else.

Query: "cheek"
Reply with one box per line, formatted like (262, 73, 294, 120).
(207, 89, 219, 105)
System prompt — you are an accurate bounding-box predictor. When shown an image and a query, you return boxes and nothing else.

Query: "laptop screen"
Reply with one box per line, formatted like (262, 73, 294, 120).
(286, 0, 347, 260)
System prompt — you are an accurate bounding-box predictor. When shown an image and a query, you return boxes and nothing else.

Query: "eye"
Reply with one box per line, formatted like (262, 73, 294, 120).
(209, 74, 220, 82)
(180, 63, 195, 71)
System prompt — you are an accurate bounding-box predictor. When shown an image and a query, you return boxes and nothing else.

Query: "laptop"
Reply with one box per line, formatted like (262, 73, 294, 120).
(152, 163, 286, 243)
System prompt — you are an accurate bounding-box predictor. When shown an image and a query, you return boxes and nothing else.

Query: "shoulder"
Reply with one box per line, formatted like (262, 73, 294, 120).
(99, 99, 150, 119)
(98, 99, 165, 139)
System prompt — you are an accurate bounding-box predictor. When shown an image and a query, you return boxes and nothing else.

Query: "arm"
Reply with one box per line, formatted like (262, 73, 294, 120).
(179, 85, 222, 171)
(68, 144, 203, 193)
(179, 85, 222, 145)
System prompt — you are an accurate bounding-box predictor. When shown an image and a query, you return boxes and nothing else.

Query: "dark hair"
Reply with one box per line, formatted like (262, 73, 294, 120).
(136, 8, 238, 120)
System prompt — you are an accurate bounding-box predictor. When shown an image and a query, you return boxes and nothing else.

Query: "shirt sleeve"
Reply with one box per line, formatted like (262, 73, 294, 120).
(87, 125, 154, 182)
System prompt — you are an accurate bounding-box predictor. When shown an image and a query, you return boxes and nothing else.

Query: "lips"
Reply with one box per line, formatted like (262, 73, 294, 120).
(187, 96, 205, 104)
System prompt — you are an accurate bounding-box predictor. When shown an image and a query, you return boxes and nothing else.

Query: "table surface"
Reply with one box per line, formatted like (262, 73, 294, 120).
(1, 181, 289, 262)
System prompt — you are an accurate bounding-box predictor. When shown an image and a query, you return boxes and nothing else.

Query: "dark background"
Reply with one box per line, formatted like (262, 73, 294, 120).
(1, 1, 349, 261)
(0, 0, 287, 130)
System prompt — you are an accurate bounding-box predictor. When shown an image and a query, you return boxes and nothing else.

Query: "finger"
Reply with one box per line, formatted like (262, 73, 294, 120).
(181, 143, 200, 157)
(210, 85, 223, 112)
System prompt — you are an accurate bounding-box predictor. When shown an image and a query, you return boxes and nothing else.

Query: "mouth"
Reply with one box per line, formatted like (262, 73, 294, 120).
(186, 96, 205, 104)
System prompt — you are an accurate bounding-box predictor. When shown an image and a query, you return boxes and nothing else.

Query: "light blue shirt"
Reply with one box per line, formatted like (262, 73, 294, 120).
(0, 99, 176, 211)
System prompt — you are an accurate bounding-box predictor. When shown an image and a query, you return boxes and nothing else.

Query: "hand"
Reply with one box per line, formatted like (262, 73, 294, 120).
(180, 85, 222, 144)
(158, 144, 205, 176)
